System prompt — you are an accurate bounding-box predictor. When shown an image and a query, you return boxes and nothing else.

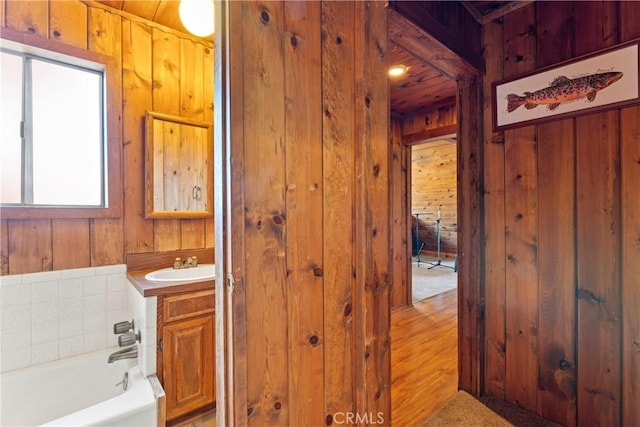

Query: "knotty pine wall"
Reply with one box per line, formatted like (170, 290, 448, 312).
(411, 141, 457, 256)
(482, 2, 640, 426)
(0, 0, 214, 275)
(217, 2, 390, 425)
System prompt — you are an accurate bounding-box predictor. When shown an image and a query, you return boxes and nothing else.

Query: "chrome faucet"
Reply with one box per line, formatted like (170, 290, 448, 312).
(173, 256, 198, 269)
(108, 345, 138, 363)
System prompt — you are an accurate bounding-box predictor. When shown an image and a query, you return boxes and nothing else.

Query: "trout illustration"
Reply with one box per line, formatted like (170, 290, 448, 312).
(506, 71, 623, 113)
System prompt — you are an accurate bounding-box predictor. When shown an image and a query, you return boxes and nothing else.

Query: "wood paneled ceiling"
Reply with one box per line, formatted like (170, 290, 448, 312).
(95, 0, 525, 116)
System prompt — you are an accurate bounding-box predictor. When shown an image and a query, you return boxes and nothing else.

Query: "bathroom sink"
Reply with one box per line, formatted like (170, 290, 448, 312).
(144, 264, 215, 282)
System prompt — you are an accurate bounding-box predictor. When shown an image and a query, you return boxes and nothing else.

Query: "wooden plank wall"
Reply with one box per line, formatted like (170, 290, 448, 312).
(482, 2, 640, 425)
(0, 0, 214, 275)
(402, 103, 458, 257)
(389, 118, 409, 308)
(410, 141, 457, 256)
(221, 1, 390, 425)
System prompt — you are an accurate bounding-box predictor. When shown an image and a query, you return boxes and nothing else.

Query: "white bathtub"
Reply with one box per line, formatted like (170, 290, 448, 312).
(0, 347, 162, 426)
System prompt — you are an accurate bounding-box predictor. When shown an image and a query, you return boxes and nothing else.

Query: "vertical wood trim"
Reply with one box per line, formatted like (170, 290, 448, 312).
(52, 219, 90, 270)
(214, 1, 235, 424)
(620, 3, 640, 425)
(49, 0, 87, 48)
(0, 0, 6, 28)
(241, 2, 288, 425)
(88, 5, 123, 266)
(204, 44, 215, 250)
(180, 37, 206, 248)
(620, 102, 640, 427)
(482, 18, 506, 399)
(390, 118, 410, 308)
(122, 18, 154, 254)
(0, 220, 8, 275)
(575, 3, 622, 425)
(353, 1, 390, 421)
(457, 75, 483, 396)
(8, 219, 52, 273)
(152, 27, 182, 252)
(322, 1, 356, 421)
(502, 4, 539, 411)
(225, 1, 250, 424)
(535, 2, 577, 425)
(5, 0, 48, 37)
(283, 2, 324, 425)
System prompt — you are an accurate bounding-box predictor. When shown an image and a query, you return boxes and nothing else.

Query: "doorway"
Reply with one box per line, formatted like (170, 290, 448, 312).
(410, 138, 459, 303)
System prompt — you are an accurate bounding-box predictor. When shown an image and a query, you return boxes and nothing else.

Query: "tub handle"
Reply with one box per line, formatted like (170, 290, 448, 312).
(113, 319, 135, 335)
(118, 330, 141, 347)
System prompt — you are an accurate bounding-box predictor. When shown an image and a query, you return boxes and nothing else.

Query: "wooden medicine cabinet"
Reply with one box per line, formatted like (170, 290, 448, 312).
(144, 111, 213, 218)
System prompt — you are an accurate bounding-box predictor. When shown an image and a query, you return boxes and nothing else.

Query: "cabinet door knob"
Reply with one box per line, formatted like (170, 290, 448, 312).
(158, 339, 163, 352)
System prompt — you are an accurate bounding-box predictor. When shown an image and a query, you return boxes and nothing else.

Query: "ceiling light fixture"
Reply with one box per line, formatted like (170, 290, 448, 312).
(388, 64, 408, 77)
(179, 0, 214, 37)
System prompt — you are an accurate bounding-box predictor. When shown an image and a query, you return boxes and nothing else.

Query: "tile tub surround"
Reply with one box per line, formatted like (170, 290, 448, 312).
(0, 265, 137, 373)
(129, 287, 157, 378)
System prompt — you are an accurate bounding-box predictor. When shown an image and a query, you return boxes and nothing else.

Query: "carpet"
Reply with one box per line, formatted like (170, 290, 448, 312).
(412, 257, 457, 303)
(423, 391, 511, 427)
(423, 391, 562, 427)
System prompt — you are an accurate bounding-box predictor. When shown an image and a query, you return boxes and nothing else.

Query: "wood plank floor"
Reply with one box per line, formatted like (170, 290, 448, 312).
(172, 289, 458, 426)
(391, 289, 458, 426)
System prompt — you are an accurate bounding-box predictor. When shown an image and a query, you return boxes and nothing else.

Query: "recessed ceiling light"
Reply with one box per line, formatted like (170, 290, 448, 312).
(388, 64, 408, 77)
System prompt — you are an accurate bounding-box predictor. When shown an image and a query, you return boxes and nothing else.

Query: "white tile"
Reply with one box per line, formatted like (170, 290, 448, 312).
(107, 291, 128, 312)
(83, 294, 106, 315)
(31, 302, 59, 325)
(84, 275, 107, 296)
(84, 331, 107, 352)
(1, 305, 31, 329)
(1, 346, 31, 373)
(145, 297, 157, 324)
(84, 312, 107, 334)
(1, 282, 31, 308)
(58, 278, 83, 300)
(107, 274, 128, 293)
(1, 325, 31, 350)
(59, 336, 84, 359)
(59, 297, 83, 320)
(32, 321, 59, 344)
(21, 270, 60, 284)
(31, 341, 59, 365)
(31, 281, 58, 304)
(59, 317, 83, 339)
(60, 267, 95, 279)
(144, 324, 156, 348)
(0, 275, 22, 286)
(144, 343, 157, 376)
(96, 264, 126, 275)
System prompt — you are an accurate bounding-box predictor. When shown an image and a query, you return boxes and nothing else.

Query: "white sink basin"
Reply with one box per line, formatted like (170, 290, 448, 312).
(144, 264, 215, 282)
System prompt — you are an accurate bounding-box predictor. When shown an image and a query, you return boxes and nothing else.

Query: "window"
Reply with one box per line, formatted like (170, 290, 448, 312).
(0, 29, 121, 218)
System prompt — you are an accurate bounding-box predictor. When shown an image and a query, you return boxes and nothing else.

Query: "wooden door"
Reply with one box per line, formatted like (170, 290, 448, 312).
(162, 315, 215, 421)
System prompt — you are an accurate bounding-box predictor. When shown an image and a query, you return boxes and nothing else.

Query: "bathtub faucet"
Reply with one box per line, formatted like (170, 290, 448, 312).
(108, 345, 138, 363)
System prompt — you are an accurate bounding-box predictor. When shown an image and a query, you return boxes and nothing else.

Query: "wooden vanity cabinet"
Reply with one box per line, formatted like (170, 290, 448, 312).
(157, 289, 215, 422)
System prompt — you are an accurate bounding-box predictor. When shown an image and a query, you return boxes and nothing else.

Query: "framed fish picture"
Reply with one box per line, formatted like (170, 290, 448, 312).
(492, 39, 640, 131)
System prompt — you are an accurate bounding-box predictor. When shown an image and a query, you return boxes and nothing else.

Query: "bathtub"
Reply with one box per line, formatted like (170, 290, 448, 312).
(0, 347, 162, 426)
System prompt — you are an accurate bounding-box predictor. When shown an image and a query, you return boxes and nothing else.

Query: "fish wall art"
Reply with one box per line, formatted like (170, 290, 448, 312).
(492, 40, 639, 131)
(506, 71, 624, 113)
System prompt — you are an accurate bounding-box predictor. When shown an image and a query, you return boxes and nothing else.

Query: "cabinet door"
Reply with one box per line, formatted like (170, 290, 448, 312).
(162, 314, 215, 420)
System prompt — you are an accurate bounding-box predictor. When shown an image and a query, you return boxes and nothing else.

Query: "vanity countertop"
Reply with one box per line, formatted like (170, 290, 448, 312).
(125, 249, 215, 297)
(127, 268, 214, 297)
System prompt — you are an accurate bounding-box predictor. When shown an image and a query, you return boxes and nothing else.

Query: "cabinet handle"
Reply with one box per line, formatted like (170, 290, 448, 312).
(158, 339, 163, 352)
